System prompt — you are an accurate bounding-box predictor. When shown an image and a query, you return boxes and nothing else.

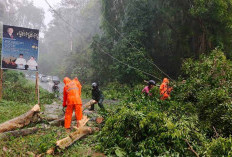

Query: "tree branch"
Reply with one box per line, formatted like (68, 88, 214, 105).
(185, 139, 199, 157)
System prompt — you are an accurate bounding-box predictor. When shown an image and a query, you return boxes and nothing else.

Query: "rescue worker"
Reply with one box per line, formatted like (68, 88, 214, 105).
(160, 78, 172, 100)
(73, 77, 82, 96)
(90, 82, 104, 110)
(63, 77, 82, 133)
(142, 80, 156, 96)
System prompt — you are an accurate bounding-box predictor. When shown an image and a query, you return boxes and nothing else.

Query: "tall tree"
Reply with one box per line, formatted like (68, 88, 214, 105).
(39, 0, 101, 82)
(91, 0, 232, 83)
(0, 0, 45, 30)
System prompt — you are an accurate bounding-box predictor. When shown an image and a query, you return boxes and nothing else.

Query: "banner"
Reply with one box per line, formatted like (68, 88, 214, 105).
(1, 25, 39, 71)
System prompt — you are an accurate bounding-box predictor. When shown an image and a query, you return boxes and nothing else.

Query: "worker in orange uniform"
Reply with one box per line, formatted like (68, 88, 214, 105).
(73, 77, 82, 96)
(63, 77, 82, 133)
(160, 78, 173, 100)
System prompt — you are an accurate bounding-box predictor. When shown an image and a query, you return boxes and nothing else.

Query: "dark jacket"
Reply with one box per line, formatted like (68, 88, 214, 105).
(92, 88, 104, 102)
(3, 33, 15, 39)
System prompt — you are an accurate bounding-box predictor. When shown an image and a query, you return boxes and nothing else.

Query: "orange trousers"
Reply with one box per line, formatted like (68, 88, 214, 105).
(64, 104, 82, 129)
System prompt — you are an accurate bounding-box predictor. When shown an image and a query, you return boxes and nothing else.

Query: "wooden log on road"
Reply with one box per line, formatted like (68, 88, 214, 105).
(0, 104, 40, 133)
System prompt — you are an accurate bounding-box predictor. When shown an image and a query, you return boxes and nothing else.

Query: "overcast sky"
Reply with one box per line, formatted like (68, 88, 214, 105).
(32, 0, 61, 26)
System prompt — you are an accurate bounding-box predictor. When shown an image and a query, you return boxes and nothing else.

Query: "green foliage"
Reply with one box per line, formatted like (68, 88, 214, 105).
(174, 49, 232, 136)
(97, 103, 207, 156)
(91, 0, 232, 83)
(2, 70, 54, 104)
(95, 49, 232, 156)
(0, 126, 67, 156)
(204, 136, 232, 156)
(0, 100, 32, 123)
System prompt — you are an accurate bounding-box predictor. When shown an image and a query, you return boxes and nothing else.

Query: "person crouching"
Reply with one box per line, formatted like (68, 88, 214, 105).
(90, 82, 104, 111)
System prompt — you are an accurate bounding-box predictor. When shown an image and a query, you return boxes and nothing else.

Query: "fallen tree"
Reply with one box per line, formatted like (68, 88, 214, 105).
(57, 126, 99, 149)
(0, 104, 40, 133)
(56, 116, 89, 149)
(83, 99, 96, 110)
(47, 115, 99, 154)
(0, 124, 49, 140)
(47, 127, 99, 155)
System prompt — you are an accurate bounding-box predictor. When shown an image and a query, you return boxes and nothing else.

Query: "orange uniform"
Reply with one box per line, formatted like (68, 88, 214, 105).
(63, 77, 82, 129)
(73, 77, 82, 96)
(160, 78, 172, 100)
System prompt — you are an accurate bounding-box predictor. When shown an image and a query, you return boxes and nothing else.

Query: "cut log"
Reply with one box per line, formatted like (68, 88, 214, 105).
(47, 116, 92, 154)
(0, 124, 49, 140)
(83, 100, 97, 110)
(56, 116, 89, 149)
(56, 126, 99, 149)
(0, 104, 40, 133)
(49, 116, 66, 126)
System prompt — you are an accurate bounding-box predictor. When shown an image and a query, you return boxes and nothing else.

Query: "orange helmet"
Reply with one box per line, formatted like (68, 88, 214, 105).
(163, 78, 169, 83)
(63, 77, 71, 85)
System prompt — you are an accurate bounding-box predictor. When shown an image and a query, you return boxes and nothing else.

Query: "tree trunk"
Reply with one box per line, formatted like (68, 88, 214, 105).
(0, 124, 48, 140)
(55, 115, 89, 149)
(0, 104, 40, 133)
(47, 116, 96, 155)
(83, 99, 96, 110)
(56, 127, 98, 150)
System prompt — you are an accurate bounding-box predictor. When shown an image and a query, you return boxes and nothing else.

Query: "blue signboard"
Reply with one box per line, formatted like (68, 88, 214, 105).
(1, 25, 39, 71)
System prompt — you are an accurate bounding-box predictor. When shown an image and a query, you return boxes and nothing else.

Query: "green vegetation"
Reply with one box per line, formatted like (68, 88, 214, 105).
(0, 50, 232, 156)
(0, 70, 54, 123)
(91, 0, 232, 83)
(0, 126, 66, 156)
(1, 0, 232, 156)
(0, 100, 32, 124)
(95, 50, 232, 156)
(2, 70, 54, 105)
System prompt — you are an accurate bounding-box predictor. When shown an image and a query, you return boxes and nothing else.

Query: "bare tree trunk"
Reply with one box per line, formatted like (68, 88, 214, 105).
(47, 116, 98, 155)
(0, 124, 48, 140)
(56, 126, 99, 149)
(56, 116, 89, 149)
(0, 104, 40, 133)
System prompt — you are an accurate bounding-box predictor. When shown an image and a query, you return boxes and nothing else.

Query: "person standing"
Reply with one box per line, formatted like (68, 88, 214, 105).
(160, 78, 172, 100)
(63, 77, 82, 133)
(27, 56, 38, 70)
(15, 54, 26, 70)
(90, 82, 104, 110)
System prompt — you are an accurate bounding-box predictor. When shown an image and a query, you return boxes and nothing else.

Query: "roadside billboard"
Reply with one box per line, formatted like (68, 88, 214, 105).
(1, 24, 39, 71)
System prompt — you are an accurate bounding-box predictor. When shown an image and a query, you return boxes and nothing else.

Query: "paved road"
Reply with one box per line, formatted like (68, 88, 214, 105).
(39, 80, 63, 93)
(27, 77, 119, 120)
(27, 77, 64, 98)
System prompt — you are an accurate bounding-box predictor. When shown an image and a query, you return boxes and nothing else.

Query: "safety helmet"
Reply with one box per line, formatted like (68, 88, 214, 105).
(148, 80, 156, 86)
(92, 82, 98, 88)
